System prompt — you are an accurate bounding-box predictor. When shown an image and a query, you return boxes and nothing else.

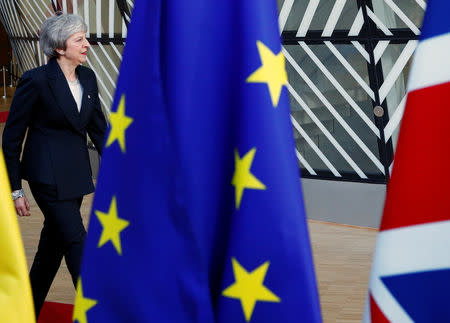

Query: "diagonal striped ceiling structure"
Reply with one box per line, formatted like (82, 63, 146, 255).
(0, 0, 425, 183)
(278, 0, 425, 182)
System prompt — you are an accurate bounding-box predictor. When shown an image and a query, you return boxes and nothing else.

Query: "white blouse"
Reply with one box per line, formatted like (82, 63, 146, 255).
(68, 78, 83, 112)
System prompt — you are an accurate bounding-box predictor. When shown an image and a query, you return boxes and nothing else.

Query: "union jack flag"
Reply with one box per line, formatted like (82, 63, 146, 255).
(364, 0, 450, 321)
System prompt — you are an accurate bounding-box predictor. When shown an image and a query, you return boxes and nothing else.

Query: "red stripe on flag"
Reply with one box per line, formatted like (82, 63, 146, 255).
(37, 301, 73, 323)
(381, 82, 450, 231)
(370, 293, 390, 323)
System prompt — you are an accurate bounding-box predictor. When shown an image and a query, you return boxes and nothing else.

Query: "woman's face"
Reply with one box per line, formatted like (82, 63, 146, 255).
(62, 31, 90, 64)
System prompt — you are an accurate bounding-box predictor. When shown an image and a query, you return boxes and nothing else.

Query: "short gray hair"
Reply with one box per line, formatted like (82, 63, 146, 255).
(40, 13, 87, 58)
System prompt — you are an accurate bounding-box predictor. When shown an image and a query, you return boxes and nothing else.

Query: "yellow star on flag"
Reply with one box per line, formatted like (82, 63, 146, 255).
(73, 277, 97, 323)
(247, 41, 288, 107)
(105, 94, 134, 153)
(95, 196, 130, 255)
(232, 148, 266, 210)
(222, 258, 281, 322)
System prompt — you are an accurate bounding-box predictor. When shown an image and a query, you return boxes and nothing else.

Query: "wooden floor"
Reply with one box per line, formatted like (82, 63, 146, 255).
(2, 122, 378, 322)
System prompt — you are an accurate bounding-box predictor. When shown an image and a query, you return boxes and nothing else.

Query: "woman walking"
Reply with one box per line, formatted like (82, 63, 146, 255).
(2, 13, 107, 319)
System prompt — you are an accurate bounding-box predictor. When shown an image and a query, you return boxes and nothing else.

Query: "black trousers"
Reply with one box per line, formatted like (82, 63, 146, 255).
(28, 182, 86, 319)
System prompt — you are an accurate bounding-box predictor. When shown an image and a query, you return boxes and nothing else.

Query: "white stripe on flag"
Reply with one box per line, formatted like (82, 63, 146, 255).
(407, 33, 450, 92)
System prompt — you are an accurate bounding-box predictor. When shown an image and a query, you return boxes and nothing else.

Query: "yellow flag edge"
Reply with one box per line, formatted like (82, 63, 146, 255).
(0, 150, 35, 322)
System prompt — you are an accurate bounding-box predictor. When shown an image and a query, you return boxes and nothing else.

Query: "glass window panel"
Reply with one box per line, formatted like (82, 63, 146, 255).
(381, 43, 413, 151)
(284, 44, 383, 176)
(309, 0, 340, 31)
(334, 0, 359, 30)
(380, 42, 407, 118)
(277, 0, 358, 33)
(277, 0, 310, 32)
(372, 0, 426, 30)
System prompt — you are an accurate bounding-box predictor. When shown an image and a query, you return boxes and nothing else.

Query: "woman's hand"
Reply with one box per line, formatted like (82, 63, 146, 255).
(15, 196, 31, 217)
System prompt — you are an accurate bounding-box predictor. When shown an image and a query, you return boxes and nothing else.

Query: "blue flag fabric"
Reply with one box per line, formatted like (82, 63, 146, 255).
(75, 0, 322, 322)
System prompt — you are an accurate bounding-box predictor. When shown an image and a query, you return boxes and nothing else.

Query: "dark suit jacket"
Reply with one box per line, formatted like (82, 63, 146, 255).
(2, 58, 107, 200)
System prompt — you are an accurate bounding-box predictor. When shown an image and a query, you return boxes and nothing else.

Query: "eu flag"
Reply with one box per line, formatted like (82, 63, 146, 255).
(74, 0, 322, 322)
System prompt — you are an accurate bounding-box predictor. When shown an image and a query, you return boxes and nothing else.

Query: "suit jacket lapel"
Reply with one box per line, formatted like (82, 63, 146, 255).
(77, 66, 94, 129)
(46, 58, 82, 134)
